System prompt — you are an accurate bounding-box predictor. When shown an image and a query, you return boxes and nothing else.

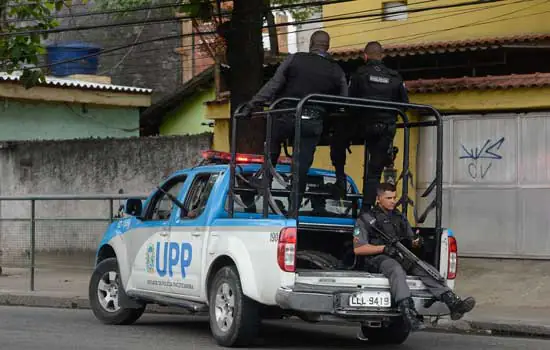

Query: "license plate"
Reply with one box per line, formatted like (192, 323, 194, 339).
(348, 291, 392, 308)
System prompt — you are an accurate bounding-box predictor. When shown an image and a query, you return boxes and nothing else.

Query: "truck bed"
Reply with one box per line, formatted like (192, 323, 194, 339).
(277, 223, 452, 322)
(295, 223, 441, 272)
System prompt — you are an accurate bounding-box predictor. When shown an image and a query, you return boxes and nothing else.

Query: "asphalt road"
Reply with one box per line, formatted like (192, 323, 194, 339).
(1, 306, 548, 350)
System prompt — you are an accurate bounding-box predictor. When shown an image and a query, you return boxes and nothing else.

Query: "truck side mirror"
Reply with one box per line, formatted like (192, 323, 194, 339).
(124, 198, 143, 217)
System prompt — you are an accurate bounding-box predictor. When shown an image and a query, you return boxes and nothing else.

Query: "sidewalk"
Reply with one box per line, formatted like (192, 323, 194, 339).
(1, 257, 549, 337)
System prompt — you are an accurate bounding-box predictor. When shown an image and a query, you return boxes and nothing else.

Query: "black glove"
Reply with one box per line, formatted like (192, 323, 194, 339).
(239, 104, 253, 119)
(383, 245, 403, 260)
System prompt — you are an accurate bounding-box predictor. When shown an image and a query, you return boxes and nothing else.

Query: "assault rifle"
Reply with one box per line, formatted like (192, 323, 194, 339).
(358, 212, 446, 283)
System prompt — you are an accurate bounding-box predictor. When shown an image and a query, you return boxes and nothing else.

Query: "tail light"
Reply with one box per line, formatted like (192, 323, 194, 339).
(448, 235, 458, 279)
(277, 227, 297, 272)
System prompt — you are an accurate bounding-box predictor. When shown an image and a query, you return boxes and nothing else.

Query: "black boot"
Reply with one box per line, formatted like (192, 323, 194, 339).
(330, 175, 347, 200)
(440, 291, 476, 320)
(397, 297, 425, 332)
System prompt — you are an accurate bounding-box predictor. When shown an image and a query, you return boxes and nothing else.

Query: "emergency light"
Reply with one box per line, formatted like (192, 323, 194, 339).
(201, 150, 292, 165)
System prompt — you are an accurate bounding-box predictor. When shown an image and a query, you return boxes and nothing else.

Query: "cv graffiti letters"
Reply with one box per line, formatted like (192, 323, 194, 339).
(460, 137, 505, 179)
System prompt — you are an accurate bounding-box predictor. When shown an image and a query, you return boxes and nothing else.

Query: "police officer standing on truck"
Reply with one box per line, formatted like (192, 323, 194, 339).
(354, 183, 476, 333)
(330, 41, 408, 207)
(242, 30, 348, 211)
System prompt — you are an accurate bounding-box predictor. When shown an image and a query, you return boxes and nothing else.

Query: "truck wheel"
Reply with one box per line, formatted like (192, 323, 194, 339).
(89, 257, 145, 325)
(208, 266, 261, 347)
(360, 318, 410, 345)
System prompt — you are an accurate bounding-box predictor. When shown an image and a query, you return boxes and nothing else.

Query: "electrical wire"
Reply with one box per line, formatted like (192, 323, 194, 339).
(100, 0, 548, 79)
(2, 0, 346, 20)
(3, 0, 508, 72)
(329, 0, 548, 50)
(0, 0, 538, 71)
(1, 0, 498, 38)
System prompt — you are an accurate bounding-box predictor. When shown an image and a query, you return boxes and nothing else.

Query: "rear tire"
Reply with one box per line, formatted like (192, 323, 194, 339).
(208, 266, 261, 347)
(296, 250, 340, 270)
(89, 257, 145, 325)
(360, 317, 410, 345)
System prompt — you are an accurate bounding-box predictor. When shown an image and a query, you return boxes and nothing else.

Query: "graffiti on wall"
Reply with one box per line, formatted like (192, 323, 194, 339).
(460, 137, 505, 179)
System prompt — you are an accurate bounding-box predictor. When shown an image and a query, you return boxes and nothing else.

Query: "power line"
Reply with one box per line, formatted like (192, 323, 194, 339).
(10, 2, 544, 90)
(0, 0, 438, 66)
(329, 0, 547, 50)
(2, 0, 344, 20)
(0, 0, 526, 67)
(0, 0, 441, 62)
(1, 0, 351, 27)
(1, 0, 494, 38)
(0, 0, 438, 59)
(97, 0, 520, 63)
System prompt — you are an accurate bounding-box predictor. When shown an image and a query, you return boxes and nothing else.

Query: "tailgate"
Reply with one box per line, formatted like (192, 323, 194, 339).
(276, 269, 451, 317)
(296, 270, 428, 291)
(293, 270, 431, 311)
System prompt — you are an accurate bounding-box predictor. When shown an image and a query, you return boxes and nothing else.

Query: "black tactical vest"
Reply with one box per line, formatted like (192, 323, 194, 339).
(366, 206, 410, 246)
(278, 52, 344, 115)
(351, 60, 404, 123)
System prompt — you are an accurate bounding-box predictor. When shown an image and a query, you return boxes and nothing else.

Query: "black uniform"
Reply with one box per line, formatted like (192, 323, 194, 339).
(353, 206, 476, 327)
(354, 205, 451, 304)
(246, 51, 348, 200)
(330, 60, 408, 206)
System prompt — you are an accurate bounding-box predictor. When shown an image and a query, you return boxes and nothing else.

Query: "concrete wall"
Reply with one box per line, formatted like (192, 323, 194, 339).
(49, 0, 182, 103)
(159, 86, 215, 136)
(0, 99, 140, 141)
(0, 133, 212, 267)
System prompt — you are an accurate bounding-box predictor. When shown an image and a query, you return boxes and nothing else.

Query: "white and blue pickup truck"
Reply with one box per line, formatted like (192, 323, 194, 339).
(89, 150, 459, 347)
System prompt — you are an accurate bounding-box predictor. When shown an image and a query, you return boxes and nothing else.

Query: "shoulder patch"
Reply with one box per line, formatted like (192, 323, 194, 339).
(353, 225, 361, 236)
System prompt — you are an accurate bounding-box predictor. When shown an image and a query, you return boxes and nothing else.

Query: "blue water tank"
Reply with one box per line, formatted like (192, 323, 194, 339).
(46, 41, 102, 77)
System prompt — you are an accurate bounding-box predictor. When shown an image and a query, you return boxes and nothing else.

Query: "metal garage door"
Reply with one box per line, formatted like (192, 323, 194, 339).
(415, 112, 550, 259)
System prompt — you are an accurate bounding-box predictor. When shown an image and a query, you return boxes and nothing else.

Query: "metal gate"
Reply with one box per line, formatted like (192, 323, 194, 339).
(416, 111, 550, 259)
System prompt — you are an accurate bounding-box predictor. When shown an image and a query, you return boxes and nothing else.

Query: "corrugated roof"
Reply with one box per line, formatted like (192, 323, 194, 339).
(405, 72, 550, 93)
(0, 72, 152, 94)
(203, 73, 550, 107)
(331, 33, 550, 61)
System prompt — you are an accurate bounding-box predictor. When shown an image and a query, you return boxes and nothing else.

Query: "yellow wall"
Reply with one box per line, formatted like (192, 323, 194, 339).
(322, 0, 550, 51)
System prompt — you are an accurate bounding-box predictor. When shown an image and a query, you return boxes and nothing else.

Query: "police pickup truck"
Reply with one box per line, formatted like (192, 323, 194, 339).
(89, 150, 458, 347)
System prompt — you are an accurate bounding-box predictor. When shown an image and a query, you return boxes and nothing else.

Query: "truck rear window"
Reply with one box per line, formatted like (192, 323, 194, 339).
(231, 173, 358, 218)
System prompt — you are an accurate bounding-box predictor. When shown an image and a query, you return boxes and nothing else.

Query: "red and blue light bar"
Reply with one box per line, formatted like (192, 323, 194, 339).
(201, 150, 292, 165)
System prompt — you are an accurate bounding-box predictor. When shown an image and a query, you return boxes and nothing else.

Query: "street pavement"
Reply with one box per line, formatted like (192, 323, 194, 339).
(1, 305, 549, 350)
(1, 256, 550, 338)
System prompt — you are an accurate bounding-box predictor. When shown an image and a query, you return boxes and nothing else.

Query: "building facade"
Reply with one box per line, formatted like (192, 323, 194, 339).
(0, 73, 151, 141)
(322, 0, 550, 259)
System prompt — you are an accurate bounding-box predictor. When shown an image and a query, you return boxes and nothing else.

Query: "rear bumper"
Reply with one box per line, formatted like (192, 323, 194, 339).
(275, 286, 451, 320)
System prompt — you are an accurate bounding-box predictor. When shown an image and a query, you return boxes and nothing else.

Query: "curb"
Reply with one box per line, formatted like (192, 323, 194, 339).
(1, 291, 549, 339)
(429, 318, 550, 339)
(0, 291, 194, 315)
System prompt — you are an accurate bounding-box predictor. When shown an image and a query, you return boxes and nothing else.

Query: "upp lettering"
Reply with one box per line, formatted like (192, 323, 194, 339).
(154, 242, 193, 278)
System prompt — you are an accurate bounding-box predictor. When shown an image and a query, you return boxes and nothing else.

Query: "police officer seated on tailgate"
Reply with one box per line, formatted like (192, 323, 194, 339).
(241, 30, 348, 211)
(353, 183, 476, 332)
(330, 41, 408, 207)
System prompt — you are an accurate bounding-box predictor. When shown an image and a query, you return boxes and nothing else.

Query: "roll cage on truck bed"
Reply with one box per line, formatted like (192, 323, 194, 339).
(229, 93, 445, 264)
(88, 91, 458, 347)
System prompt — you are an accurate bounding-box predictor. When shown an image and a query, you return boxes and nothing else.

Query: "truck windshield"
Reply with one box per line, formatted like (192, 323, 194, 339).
(232, 172, 358, 218)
